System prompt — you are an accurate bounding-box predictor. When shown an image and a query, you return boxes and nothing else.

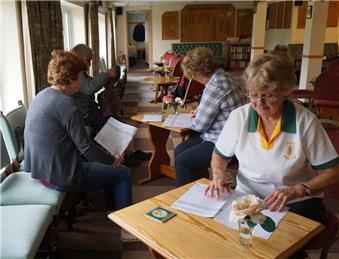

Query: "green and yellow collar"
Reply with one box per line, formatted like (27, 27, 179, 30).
(248, 99, 296, 134)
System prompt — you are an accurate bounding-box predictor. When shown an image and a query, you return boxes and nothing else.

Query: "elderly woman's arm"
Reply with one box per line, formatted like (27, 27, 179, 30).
(265, 165, 339, 212)
(204, 151, 236, 198)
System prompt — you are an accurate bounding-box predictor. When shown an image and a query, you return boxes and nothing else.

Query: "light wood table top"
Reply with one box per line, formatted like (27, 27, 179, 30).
(131, 112, 192, 134)
(108, 178, 324, 259)
(148, 67, 174, 73)
(144, 76, 180, 85)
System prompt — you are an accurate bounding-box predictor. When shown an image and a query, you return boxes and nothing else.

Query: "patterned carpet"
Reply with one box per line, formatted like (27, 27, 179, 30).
(54, 62, 339, 259)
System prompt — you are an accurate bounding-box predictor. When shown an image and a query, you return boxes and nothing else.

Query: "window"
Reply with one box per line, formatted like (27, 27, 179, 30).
(62, 8, 72, 50)
(0, 0, 24, 113)
(99, 13, 107, 65)
(61, 1, 85, 48)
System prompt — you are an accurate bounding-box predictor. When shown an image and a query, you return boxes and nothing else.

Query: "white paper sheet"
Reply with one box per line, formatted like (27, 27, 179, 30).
(142, 114, 163, 122)
(163, 113, 192, 128)
(214, 195, 288, 240)
(94, 117, 137, 155)
(171, 183, 231, 217)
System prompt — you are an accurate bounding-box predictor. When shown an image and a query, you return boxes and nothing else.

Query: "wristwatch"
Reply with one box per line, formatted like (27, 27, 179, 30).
(301, 183, 312, 196)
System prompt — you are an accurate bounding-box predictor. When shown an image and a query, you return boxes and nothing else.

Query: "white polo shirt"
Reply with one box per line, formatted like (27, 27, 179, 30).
(215, 100, 339, 202)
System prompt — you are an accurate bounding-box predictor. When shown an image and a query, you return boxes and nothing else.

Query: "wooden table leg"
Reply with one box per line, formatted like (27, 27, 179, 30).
(138, 125, 171, 185)
(154, 84, 162, 103)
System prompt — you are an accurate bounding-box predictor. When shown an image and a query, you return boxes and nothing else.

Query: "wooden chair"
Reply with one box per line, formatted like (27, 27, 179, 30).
(313, 60, 339, 109)
(168, 55, 182, 70)
(182, 79, 205, 107)
(162, 50, 176, 66)
(289, 59, 339, 117)
(305, 119, 339, 258)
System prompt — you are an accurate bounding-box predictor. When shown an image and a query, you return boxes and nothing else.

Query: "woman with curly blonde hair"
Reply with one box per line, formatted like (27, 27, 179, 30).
(24, 51, 136, 241)
(175, 47, 246, 186)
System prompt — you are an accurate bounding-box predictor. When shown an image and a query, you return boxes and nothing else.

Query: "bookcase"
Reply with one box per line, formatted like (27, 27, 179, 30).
(228, 43, 251, 70)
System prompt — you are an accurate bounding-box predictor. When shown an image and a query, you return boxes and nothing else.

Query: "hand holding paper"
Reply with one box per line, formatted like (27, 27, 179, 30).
(94, 117, 138, 156)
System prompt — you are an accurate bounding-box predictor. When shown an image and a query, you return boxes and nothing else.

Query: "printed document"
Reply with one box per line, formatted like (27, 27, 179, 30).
(142, 114, 163, 122)
(163, 113, 192, 128)
(171, 183, 231, 217)
(214, 193, 287, 239)
(94, 117, 137, 155)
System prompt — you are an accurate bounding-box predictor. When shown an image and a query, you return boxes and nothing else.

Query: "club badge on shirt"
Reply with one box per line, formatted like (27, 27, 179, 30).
(283, 141, 296, 160)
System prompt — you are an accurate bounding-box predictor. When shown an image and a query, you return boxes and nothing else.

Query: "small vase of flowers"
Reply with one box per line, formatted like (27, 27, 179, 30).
(163, 95, 183, 114)
(230, 194, 276, 246)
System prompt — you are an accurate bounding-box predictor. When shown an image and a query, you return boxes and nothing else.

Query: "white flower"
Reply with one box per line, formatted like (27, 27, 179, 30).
(229, 194, 265, 222)
(174, 97, 183, 105)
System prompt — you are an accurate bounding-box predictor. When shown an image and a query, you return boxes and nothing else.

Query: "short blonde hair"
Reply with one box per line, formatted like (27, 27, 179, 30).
(243, 53, 296, 94)
(182, 47, 218, 78)
(48, 50, 87, 85)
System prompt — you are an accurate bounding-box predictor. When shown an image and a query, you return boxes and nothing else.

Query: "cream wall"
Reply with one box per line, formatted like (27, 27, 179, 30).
(265, 29, 291, 50)
(151, 4, 184, 60)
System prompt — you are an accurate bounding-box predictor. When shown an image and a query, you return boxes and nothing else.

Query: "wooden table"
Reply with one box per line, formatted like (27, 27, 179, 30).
(131, 112, 193, 184)
(108, 178, 325, 259)
(144, 76, 180, 103)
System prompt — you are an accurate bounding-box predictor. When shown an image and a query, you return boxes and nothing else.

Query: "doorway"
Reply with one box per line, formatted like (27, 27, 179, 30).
(126, 11, 152, 70)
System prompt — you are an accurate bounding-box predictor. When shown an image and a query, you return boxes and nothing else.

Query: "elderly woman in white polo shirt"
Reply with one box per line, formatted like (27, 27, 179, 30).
(206, 53, 339, 224)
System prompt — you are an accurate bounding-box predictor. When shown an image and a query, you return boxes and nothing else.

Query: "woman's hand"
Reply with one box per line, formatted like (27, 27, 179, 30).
(264, 185, 305, 212)
(113, 154, 124, 167)
(205, 167, 233, 198)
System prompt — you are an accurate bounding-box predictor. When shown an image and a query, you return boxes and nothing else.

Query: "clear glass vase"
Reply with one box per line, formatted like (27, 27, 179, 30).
(238, 218, 254, 247)
(171, 105, 179, 114)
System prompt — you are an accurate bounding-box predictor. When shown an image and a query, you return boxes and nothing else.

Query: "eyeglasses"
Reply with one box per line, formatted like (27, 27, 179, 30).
(247, 94, 279, 102)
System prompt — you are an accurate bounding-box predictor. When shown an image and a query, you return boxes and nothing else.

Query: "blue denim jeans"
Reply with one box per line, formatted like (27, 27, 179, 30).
(54, 162, 132, 211)
(174, 135, 214, 187)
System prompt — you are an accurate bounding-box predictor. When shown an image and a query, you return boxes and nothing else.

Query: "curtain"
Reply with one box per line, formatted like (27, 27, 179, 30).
(89, 2, 99, 76)
(26, 1, 63, 93)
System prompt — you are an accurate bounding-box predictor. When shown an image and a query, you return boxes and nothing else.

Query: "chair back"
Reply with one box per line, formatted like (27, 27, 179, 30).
(319, 119, 339, 201)
(162, 50, 176, 65)
(168, 54, 182, 68)
(182, 79, 205, 106)
(306, 119, 339, 256)
(0, 101, 26, 161)
(313, 59, 339, 108)
(171, 60, 183, 78)
(319, 119, 339, 153)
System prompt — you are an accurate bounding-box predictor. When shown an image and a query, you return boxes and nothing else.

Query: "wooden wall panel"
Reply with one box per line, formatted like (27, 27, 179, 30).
(297, 1, 338, 28)
(297, 1, 307, 29)
(162, 11, 179, 40)
(327, 1, 339, 27)
(180, 4, 235, 42)
(276, 2, 284, 28)
(283, 1, 292, 28)
(269, 1, 292, 29)
(236, 9, 253, 37)
(269, 3, 277, 29)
